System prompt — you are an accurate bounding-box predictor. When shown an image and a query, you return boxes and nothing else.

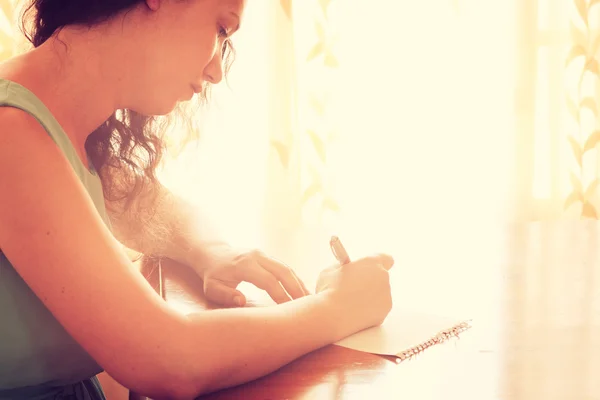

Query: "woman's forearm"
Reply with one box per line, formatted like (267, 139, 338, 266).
(106, 177, 225, 265)
(171, 292, 346, 397)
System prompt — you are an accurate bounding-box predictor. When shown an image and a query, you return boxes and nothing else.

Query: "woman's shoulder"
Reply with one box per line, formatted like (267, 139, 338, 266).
(0, 100, 69, 181)
(0, 76, 99, 175)
(0, 77, 57, 132)
(0, 77, 59, 145)
(0, 83, 111, 224)
(0, 91, 57, 151)
(0, 103, 49, 150)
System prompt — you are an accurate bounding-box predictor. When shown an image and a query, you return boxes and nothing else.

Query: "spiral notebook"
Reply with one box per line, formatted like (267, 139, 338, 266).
(334, 311, 472, 361)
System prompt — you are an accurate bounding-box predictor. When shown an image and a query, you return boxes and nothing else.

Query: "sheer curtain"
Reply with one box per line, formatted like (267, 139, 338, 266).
(521, 0, 600, 220)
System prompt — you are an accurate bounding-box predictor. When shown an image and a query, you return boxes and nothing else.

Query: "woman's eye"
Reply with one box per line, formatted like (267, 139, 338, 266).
(217, 25, 234, 58)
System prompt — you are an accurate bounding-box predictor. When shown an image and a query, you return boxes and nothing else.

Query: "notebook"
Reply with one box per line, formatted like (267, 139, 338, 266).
(334, 310, 472, 361)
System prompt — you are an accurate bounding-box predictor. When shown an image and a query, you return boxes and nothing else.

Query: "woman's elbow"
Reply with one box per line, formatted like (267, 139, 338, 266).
(142, 382, 204, 400)
(159, 377, 208, 400)
(119, 377, 203, 400)
(104, 362, 206, 400)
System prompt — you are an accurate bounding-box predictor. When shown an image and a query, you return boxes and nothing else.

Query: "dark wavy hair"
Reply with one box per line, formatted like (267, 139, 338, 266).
(18, 0, 234, 210)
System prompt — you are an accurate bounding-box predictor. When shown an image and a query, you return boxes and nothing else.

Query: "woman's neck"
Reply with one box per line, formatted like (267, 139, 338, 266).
(0, 26, 134, 163)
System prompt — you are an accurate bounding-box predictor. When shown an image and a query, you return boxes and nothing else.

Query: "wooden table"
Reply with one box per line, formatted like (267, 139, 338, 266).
(137, 221, 600, 399)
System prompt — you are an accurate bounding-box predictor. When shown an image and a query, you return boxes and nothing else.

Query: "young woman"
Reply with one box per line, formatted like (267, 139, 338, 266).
(0, 0, 395, 398)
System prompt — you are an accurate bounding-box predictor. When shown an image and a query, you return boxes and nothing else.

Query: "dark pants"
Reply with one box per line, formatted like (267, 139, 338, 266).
(51, 376, 106, 400)
(0, 376, 106, 400)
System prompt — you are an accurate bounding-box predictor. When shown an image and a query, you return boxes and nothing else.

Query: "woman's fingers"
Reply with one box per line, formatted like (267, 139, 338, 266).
(255, 253, 308, 299)
(236, 262, 292, 304)
(291, 268, 311, 295)
(204, 280, 246, 307)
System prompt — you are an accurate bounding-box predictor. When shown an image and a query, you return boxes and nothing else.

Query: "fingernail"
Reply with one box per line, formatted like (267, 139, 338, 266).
(234, 296, 244, 306)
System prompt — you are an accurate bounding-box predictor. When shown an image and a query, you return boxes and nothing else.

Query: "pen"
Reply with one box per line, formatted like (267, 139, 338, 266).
(330, 235, 351, 265)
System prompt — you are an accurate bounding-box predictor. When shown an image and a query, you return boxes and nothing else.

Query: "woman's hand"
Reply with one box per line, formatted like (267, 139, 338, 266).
(193, 245, 310, 307)
(316, 254, 395, 331)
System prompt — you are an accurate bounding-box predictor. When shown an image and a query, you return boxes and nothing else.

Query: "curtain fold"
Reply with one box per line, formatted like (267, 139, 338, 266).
(562, 0, 600, 219)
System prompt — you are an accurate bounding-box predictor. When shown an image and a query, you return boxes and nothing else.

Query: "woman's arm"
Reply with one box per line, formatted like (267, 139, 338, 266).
(102, 164, 224, 266)
(0, 109, 354, 399)
(177, 291, 344, 396)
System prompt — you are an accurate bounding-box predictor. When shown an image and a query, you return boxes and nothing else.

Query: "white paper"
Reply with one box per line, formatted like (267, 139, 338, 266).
(334, 310, 471, 357)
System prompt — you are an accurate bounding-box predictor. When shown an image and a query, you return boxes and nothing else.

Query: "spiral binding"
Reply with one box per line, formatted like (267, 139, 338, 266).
(396, 320, 472, 362)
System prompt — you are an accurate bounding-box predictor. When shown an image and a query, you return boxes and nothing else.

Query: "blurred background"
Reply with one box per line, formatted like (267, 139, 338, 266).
(1, 0, 598, 337)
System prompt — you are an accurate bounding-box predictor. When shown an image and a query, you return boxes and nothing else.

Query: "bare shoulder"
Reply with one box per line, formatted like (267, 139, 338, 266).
(0, 105, 55, 151)
(0, 104, 44, 126)
(0, 105, 79, 199)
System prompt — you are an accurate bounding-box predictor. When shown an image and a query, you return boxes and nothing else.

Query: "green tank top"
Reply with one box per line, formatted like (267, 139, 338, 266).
(0, 79, 112, 398)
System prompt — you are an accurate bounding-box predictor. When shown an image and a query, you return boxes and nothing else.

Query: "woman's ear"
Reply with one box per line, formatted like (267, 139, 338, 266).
(145, 0, 160, 11)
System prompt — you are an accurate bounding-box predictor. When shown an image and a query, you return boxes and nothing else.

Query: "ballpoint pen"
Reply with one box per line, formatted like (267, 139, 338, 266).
(329, 235, 351, 265)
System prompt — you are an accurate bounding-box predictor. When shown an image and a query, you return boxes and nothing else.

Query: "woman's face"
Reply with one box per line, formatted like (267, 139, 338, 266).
(126, 0, 245, 115)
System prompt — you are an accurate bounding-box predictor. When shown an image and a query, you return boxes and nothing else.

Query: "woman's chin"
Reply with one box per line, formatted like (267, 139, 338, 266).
(137, 101, 180, 117)
(131, 90, 194, 116)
